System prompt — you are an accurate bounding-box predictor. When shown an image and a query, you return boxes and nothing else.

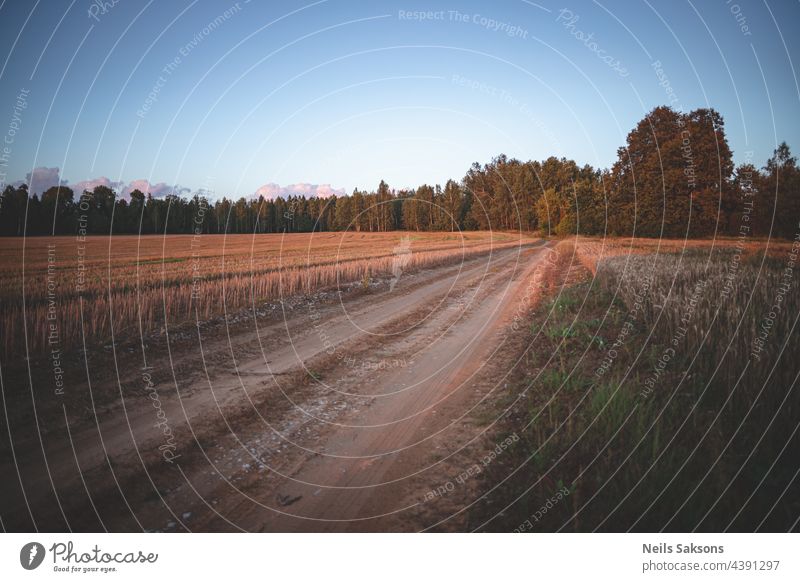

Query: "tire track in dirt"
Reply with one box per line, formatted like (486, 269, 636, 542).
(166, 243, 552, 532)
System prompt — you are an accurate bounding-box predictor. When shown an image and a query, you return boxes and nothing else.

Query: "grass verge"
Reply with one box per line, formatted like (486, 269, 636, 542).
(471, 245, 800, 532)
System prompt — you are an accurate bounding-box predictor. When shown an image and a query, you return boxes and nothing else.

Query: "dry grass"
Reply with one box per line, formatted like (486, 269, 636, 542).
(0, 231, 532, 357)
(473, 238, 800, 531)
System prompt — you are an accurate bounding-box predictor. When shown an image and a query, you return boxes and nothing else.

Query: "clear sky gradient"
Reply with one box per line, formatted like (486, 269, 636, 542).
(0, 0, 798, 198)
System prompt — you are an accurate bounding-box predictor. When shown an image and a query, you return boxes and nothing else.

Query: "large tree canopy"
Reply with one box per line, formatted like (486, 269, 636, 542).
(608, 106, 735, 237)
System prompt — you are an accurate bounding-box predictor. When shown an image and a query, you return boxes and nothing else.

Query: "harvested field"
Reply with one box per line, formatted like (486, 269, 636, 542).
(0, 231, 528, 357)
(573, 236, 796, 275)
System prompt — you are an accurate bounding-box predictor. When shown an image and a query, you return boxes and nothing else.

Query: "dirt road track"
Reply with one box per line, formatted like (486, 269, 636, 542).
(1, 241, 551, 532)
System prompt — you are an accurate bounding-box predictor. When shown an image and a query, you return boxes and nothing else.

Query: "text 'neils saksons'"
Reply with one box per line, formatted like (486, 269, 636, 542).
(643, 543, 724, 554)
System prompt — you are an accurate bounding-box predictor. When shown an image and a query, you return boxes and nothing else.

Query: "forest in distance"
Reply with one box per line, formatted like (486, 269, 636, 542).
(2, 105, 799, 240)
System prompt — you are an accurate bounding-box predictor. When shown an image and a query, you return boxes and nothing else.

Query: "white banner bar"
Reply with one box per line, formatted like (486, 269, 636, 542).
(1, 533, 797, 581)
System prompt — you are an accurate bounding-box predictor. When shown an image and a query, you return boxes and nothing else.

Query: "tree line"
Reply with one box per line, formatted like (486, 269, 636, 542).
(1, 105, 798, 239)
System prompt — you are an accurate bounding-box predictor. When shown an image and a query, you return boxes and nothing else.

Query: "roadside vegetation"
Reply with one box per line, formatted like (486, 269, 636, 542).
(472, 240, 800, 531)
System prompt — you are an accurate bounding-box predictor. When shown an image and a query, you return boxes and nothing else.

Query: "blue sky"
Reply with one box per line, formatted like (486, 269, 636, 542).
(0, 0, 798, 198)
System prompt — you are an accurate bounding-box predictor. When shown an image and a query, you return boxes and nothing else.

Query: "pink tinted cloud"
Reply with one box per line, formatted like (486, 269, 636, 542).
(25, 167, 63, 195)
(253, 182, 282, 200)
(253, 182, 344, 200)
(121, 179, 186, 199)
(20, 169, 339, 202)
(67, 176, 188, 199)
(313, 184, 344, 198)
(17, 168, 122, 196)
(70, 176, 122, 195)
